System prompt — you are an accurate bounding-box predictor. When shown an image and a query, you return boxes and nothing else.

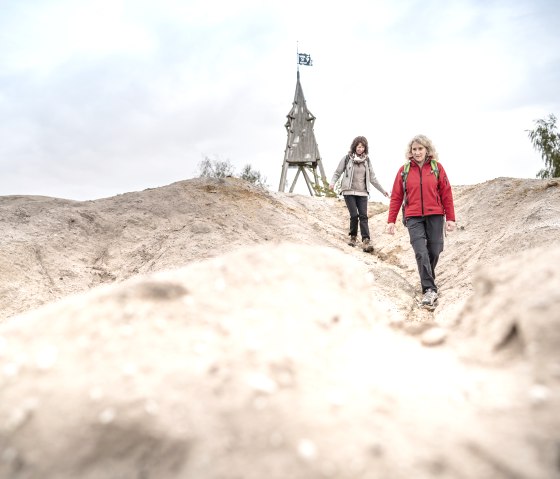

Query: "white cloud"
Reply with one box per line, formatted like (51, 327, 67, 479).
(0, 0, 558, 200)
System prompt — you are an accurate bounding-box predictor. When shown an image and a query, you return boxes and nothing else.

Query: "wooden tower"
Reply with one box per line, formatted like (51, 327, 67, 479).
(279, 69, 327, 195)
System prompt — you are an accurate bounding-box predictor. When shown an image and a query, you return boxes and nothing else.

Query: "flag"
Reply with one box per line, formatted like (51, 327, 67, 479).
(297, 53, 312, 66)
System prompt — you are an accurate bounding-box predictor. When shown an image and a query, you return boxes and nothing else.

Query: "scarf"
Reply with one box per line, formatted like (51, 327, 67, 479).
(352, 153, 368, 165)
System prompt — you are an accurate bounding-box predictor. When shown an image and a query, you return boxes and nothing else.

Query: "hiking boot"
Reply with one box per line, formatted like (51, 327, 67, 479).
(362, 238, 374, 253)
(422, 289, 438, 307)
(348, 236, 357, 247)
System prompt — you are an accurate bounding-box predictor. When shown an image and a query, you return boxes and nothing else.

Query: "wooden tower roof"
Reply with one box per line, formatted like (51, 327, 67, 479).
(283, 71, 321, 165)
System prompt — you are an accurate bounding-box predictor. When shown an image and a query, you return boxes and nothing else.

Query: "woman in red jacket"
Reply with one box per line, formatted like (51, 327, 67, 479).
(386, 135, 456, 307)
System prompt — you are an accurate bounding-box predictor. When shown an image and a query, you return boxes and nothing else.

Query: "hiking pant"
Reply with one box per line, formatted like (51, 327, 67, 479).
(406, 215, 445, 293)
(344, 195, 370, 240)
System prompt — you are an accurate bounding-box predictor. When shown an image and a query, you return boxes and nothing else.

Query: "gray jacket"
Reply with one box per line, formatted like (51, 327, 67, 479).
(331, 154, 388, 197)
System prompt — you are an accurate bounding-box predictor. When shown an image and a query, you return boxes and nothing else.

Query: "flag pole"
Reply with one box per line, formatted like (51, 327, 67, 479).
(296, 40, 299, 74)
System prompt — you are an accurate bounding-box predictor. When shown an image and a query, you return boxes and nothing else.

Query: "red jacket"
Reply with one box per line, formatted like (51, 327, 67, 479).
(387, 160, 455, 224)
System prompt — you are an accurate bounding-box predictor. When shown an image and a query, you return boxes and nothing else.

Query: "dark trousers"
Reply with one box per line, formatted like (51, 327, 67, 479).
(406, 215, 444, 293)
(344, 195, 370, 240)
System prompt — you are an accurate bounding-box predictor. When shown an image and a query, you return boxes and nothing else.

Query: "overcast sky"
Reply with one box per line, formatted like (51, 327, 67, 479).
(1, 0, 559, 200)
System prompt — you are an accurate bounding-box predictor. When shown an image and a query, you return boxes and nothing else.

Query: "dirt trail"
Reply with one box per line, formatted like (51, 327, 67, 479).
(0, 177, 559, 479)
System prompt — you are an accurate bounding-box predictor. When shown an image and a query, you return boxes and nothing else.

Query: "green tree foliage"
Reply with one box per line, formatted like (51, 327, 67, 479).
(197, 157, 235, 179)
(527, 114, 560, 179)
(312, 178, 337, 197)
(239, 164, 268, 188)
(197, 157, 268, 187)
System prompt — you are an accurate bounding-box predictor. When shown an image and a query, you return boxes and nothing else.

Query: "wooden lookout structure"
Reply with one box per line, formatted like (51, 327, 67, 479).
(279, 70, 327, 195)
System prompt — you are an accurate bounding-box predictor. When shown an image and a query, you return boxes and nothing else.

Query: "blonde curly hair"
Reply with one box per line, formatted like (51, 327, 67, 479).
(405, 134, 439, 162)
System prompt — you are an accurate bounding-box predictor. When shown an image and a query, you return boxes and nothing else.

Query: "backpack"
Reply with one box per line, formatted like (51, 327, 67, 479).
(335, 154, 369, 195)
(401, 159, 439, 225)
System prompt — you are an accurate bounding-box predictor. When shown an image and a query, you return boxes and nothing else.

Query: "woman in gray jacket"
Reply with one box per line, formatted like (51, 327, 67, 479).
(329, 136, 389, 252)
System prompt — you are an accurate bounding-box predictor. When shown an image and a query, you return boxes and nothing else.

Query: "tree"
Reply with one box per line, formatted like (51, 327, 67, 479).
(527, 114, 560, 179)
(239, 164, 268, 188)
(197, 157, 235, 179)
(197, 157, 268, 188)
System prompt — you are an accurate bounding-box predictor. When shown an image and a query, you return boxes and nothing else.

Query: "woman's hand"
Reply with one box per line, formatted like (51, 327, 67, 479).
(386, 223, 396, 235)
(446, 221, 456, 232)
(329, 183, 335, 190)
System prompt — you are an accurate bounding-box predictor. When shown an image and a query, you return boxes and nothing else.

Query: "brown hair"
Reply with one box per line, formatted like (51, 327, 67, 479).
(349, 136, 369, 156)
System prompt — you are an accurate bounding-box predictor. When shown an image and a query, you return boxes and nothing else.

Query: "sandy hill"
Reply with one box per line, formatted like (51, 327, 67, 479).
(0, 176, 559, 479)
